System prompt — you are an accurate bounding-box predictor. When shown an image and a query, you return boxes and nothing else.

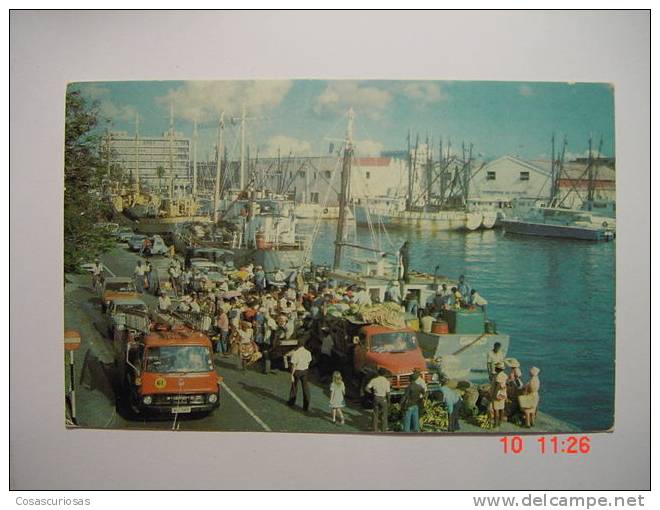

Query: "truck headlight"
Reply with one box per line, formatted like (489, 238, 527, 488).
(142, 395, 153, 405)
(208, 393, 218, 404)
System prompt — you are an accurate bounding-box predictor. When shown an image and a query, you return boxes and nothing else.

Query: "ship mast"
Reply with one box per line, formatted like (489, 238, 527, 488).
(239, 103, 246, 190)
(192, 118, 198, 197)
(134, 114, 140, 194)
(168, 102, 174, 200)
(213, 112, 224, 223)
(333, 107, 355, 270)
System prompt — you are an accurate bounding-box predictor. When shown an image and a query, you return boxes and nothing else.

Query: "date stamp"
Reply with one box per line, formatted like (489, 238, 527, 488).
(500, 435, 591, 454)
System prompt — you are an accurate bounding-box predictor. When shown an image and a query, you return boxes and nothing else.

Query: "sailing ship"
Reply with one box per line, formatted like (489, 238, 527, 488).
(353, 134, 493, 232)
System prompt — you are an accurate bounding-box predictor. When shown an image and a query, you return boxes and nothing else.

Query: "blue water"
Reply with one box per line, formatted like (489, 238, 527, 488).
(301, 222, 615, 432)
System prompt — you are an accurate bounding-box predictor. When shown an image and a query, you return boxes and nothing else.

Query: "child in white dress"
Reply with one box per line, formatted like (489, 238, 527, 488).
(329, 371, 346, 425)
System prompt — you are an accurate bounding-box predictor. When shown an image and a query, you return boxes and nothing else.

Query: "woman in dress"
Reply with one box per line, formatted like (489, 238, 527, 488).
(521, 366, 541, 428)
(329, 371, 346, 425)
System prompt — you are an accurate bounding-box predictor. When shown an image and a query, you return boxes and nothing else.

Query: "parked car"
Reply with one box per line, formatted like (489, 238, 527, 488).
(128, 234, 148, 252)
(144, 235, 168, 256)
(115, 227, 135, 243)
(100, 277, 138, 312)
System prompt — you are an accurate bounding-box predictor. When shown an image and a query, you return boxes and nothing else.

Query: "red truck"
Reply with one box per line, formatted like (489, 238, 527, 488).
(325, 316, 441, 405)
(113, 318, 221, 417)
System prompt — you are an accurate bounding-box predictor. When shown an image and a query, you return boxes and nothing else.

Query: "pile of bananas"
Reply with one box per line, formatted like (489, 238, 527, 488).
(358, 303, 407, 329)
(474, 413, 495, 430)
(419, 398, 449, 432)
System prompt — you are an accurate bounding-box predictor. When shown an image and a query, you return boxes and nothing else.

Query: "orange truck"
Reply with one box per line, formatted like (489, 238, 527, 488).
(326, 317, 441, 405)
(113, 320, 221, 416)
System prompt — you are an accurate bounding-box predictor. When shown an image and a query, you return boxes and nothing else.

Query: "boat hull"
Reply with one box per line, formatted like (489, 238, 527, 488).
(132, 216, 213, 235)
(501, 219, 614, 241)
(354, 205, 487, 232)
(417, 332, 510, 383)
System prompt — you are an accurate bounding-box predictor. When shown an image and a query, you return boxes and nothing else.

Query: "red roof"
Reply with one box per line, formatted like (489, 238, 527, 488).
(355, 157, 391, 166)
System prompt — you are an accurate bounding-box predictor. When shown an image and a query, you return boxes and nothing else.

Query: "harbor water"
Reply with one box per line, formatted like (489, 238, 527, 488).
(300, 221, 615, 432)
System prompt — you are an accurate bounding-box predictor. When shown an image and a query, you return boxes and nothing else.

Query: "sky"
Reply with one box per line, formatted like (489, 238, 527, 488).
(70, 80, 615, 162)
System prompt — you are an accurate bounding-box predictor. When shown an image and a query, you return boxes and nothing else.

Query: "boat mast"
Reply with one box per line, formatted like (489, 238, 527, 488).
(168, 102, 175, 200)
(333, 107, 355, 270)
(213, 112, 225, 223)
(550, 134, 556, 204)
(425, 135, 432, 209)
(239, 103, 246, 190)
(192, 118, 198, 197)
(134, 114, 140, 194)
(406, 129, 412, 210)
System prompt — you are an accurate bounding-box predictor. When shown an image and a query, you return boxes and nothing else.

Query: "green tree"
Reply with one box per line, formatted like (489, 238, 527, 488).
(64, 89, 115, 272)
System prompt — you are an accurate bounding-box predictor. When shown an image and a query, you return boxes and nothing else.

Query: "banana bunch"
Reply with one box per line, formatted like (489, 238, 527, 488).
(474, 413, 494, 430)
(420, 398, 449, 432)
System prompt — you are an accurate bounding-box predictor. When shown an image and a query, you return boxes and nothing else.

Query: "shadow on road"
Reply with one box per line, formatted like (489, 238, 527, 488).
(79, 349, 115, 403)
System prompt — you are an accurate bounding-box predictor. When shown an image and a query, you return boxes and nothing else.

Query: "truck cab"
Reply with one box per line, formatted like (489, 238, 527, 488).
(353, 325, 440, 398)
(115, 324, 221, 416)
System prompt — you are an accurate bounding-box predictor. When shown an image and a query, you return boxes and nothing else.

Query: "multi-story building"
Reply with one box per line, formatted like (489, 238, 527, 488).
(108, 130, 191, 192)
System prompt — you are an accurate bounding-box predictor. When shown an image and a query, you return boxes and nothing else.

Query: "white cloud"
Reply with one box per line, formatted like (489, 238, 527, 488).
(399, 82, 448, 105)
(75, 83, 137, 122)
(313, 81, 392, 119)
(518, 84, 535, 97)
(354, 139, 384, 157)
(262, 135, 313, 157)
(159, 81, 292, 122)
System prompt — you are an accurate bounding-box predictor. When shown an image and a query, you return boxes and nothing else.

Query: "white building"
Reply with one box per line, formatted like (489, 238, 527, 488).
(109, 130, 191, 190)
(469, 155, 552, 205)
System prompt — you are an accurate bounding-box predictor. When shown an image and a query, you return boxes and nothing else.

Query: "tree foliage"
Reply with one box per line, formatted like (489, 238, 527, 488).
(64, 90, 115, 272)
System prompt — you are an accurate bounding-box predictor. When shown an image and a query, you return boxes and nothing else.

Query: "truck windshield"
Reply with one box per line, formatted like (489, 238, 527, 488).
(370, 332, 417, 353)
(144, 345, 213, 373)
(105, 281, 136, 292)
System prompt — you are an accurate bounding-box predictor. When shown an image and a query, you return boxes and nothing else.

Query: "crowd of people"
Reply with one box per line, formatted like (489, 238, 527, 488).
(112, 240, 539, 432)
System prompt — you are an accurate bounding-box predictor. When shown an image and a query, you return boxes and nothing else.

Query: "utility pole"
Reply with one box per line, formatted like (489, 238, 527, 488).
(134, 114, 140, 194)
(192, 119, 198, 197)
(213, 112, 224, 223)
(333, 107, 355, 270)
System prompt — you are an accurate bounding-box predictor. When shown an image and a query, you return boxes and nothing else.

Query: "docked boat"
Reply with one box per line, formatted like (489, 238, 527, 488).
(174, 192, 307, 272)
(295, 203, 354, 221)
(353, 197, 486, 232)
(501, 206, 615, 241)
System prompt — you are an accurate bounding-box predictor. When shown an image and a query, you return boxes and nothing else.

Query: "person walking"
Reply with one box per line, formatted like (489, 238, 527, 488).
(144, 261, 152, 293)
(134, 260, 146, 294)
(400, 369, 425, 432)
(91, 258, 104, 292)
(319, 327, 334, 382)
(287, 340, 312, 410)
(366, 367, 391, 432)
(329, 371, 346, 425)
(439, 376, 462, 432)
(216, 309, 230, 355)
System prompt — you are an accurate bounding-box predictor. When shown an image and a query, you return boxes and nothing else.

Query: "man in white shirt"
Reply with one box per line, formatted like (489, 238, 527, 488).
(319, 327, 334, 381)
(487, 342, 505, 381)
(469, 289, 488, 317)
(366, 367, 391, 432)
(158, 292, 172, 312)
(134, 261, 146, 294)
(287, 340, 313, 411)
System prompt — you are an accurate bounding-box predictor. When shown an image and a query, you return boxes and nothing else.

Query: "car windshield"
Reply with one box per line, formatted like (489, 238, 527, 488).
(370, 332, 418, 353)
(105, 281, 136, 292)
(116, 303, 147, 313)
(144, 345, 213, 373)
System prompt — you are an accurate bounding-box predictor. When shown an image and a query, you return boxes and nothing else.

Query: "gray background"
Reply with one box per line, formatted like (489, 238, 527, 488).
(10, 10, 650, 489)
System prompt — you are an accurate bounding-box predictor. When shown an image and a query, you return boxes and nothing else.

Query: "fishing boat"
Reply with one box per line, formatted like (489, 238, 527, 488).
(325, 108, 510, 382)
(353, 135, 495, 231)
(501, 136, 615, 241)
